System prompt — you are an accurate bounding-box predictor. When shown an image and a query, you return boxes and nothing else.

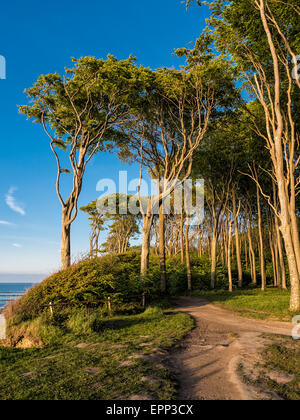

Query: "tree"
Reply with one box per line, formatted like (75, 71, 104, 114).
(80, 200, 104, 257)
(187, 0, 300, 310)
(20, 56, 141, 269)
(211, 0, 299, 310)
(120, 50, 238, 291)
(96, 193, 140, 255)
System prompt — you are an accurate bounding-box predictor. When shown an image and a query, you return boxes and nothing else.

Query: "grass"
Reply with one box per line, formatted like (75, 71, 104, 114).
(193, 287, 294, 321)
(260, 335, 300, 400)
(239, 334, 300, 400)
(0, 307, 193, 400)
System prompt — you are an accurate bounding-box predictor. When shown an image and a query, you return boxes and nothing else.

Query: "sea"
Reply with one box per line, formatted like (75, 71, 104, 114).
(0, 283, 37, 310)
(0, 279, 43, 339)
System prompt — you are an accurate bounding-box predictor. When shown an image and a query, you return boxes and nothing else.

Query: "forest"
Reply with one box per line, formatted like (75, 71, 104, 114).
(18, 0, 300, 313)
(0, 0, 299, 403)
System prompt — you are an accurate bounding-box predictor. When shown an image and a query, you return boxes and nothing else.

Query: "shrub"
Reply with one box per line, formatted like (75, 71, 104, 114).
(11, 252, 143, 321)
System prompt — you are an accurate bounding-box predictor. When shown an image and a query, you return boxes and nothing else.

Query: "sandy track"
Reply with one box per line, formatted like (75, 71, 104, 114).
(170, 296, 294, 400)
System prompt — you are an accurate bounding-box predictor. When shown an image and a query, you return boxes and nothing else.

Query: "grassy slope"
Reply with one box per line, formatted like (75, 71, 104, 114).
(0, 309, 193, 400)
(193, 288, 293, 321)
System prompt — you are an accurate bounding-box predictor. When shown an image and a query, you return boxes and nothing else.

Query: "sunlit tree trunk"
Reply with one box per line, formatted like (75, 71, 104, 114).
(256, 185, 266, 291)
(185, 221, 192, 291)
(159, 202, 167, 292)
(232, 191, 243, 288)
(180, 213, 185, 264)
(210, 229, 218, 289)
(228, 214, 233, 292)
(61, 209, 71, 270)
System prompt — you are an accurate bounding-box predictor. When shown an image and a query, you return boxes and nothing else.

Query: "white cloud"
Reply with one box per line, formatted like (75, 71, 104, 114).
(0, 220, 15, 226)
(12, 243, 22, 248)
(5, 187, 26, 216)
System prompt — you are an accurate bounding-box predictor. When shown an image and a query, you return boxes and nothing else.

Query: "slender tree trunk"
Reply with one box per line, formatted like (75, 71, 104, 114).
(140, 200, 154, 279)
(90, 230, 96, 258)
(247, 220, 257, 285)
(233, 191, 243, 288)
(185, 221, 192, 291)
(159, 202, 167, 292)
(257, 186, 266, 291)
(211, 229, 217, 289)
(61, 209, 71, 270)
(269, 230, 277, 287)
(95, 227, 100, 256)
(273, 229, 280, 288)
(198, 226, 202, 258)
(180, 213, 185, 264)
(244, 235, 248, 271)
(275, 216, 287, 289)
(228, 216, 233, 292)
(224, 216, 229, 270)
(141, 225, 151, 277)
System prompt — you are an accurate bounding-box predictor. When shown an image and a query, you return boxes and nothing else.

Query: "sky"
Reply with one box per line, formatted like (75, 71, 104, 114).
(0, 0, 209, 278)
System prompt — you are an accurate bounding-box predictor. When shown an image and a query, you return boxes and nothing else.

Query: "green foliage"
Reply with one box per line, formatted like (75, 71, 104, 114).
(12, 252, 143, 321)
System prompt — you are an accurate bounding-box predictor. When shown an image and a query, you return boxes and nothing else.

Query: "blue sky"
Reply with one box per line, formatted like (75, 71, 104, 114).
(0, 0, 209, 276)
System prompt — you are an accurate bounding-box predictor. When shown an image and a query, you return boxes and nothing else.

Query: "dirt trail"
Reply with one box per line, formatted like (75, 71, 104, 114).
(170, 296, 294, 401)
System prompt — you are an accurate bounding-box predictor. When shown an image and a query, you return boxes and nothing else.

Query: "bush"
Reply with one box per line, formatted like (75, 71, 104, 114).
(11, 252, 144, 321)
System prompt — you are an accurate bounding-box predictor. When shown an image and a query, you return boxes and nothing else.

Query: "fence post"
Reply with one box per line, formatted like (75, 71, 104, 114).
(107, 297, 112, 315)
(142, 292, 146, 308)
(49, 302, 54, 318)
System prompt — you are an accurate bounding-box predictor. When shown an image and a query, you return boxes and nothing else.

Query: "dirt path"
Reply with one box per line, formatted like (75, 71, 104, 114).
(170, 296, 294, 400)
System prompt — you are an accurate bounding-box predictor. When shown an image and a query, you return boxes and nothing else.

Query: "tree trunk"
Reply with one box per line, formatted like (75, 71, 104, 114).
(275, 153, 300, 309)
(159, 202, 167, 292)
(228, 217, 233, 292)
(247, 220, 257, 285)
(269, 230, 277, 287)
(61, 209, 71, 270)
(141, 217, 152, 278)
(210, 230, 217, 289)
(280, 220, 300, 311)
(185, 221, 192, 291)
(233, 192, 243, 288)
(257, 186, 266, 291)
(198, 227, 202, 258)
(180, 213, 185, 264)
(275, 216, 287, 289)
(89, 231, 96, 258)
(140, 198, 154, 279)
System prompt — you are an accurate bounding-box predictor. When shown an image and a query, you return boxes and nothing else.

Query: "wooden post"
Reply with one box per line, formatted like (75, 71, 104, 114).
(49, 302, 53, 317)
(107, 297, 112, 315)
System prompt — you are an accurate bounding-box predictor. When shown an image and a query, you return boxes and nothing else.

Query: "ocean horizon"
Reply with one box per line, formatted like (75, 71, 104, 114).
(0, 281, 41, 309)
(0, 273, 46, 283)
